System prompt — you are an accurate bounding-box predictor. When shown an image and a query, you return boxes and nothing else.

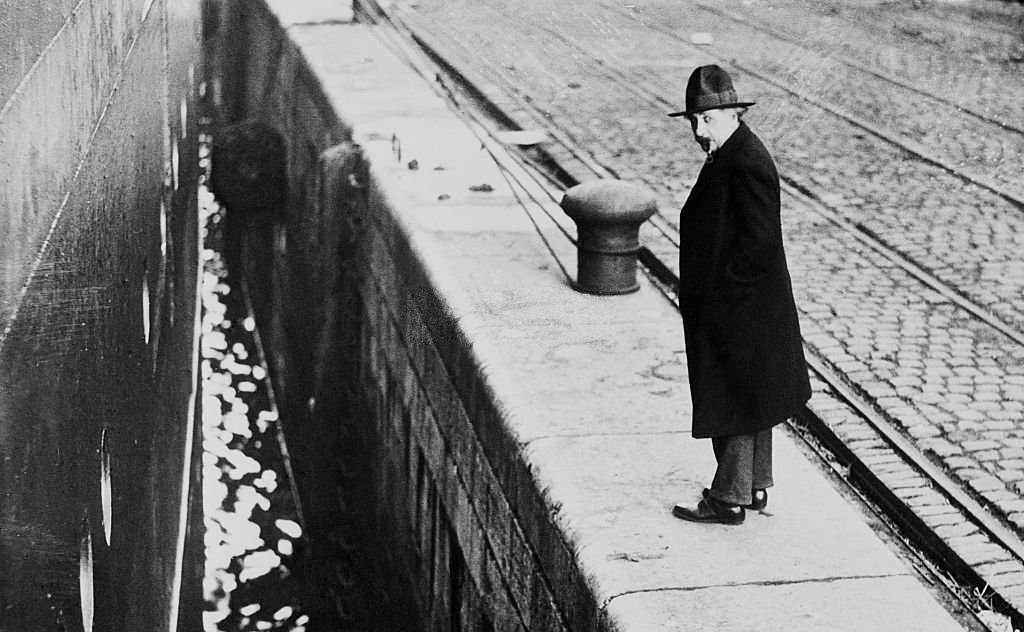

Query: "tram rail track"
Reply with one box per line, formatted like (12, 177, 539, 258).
(673, 0, 1024, 136)
(355, 0, 1024, 628)
(800, 0, 1024, 52)
(610, 1, 1024, 209)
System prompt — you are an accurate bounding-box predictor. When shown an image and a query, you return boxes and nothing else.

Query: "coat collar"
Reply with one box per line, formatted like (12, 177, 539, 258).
(709, 120, 750, 163)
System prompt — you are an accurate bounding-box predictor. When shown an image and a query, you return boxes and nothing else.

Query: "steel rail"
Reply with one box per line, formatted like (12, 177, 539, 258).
(353, 0, 585, 281)
(385, 4, 687, 252)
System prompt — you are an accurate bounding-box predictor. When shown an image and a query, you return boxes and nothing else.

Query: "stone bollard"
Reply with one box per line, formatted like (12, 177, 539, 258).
(560, 179, 658, 295)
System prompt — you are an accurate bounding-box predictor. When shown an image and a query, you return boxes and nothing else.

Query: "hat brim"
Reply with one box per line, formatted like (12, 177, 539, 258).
(667, 101, 756, 117)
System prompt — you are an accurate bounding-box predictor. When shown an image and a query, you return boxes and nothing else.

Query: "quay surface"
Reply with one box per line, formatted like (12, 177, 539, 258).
(222, 1, 983, 628)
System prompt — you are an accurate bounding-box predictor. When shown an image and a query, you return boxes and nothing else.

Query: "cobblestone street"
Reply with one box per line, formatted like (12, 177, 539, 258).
(387, 0, 1024, 611)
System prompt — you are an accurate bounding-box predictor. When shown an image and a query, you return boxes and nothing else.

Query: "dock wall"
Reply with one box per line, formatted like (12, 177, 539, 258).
(209, 2, 621, 629)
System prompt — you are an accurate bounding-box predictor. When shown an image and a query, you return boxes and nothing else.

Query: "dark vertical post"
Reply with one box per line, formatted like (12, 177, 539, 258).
(560, 180, 658, 295)
(209, 119, 287, 316)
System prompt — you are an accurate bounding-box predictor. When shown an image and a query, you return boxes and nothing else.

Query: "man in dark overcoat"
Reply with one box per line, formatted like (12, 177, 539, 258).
(669, 65, 811, 525)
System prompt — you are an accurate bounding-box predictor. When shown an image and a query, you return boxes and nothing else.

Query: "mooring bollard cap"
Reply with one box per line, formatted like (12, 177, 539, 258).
(560, 179, 658, 224)
(560, 179, 658, 295)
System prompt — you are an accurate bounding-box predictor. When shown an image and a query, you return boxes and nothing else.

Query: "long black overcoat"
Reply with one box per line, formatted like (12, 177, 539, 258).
(678, 122, 811, 439)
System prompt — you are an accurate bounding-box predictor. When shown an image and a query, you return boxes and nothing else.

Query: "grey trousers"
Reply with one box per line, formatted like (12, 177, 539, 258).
(709, 428, 774, 506)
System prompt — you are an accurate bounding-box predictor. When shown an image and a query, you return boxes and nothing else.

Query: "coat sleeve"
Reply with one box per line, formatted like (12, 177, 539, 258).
(724, 158, 782, 284)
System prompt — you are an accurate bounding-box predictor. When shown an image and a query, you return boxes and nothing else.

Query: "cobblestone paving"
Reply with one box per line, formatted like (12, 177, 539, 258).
(615, 0, 1024, 328)
(779, 0, 1024, 78)
(693, 0, 1024, 125)
(624, 0, 1024, 202)
(396, 0, 1024, 568)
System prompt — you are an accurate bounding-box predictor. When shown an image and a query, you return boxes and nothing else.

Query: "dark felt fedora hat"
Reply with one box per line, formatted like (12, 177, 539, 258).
(667, 64, 755, 117)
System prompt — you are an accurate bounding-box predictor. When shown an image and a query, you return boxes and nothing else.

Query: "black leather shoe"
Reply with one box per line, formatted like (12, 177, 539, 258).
(673, 496, 745, 525)
(703, 487, 768, 511)
(748, 488, 768, 511)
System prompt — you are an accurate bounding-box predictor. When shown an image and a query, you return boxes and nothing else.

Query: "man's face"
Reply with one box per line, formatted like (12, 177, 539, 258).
(689, 108, 738, 155)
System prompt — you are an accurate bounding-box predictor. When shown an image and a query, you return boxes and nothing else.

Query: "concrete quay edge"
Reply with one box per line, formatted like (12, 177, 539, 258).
(265, 5, 968, 630)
